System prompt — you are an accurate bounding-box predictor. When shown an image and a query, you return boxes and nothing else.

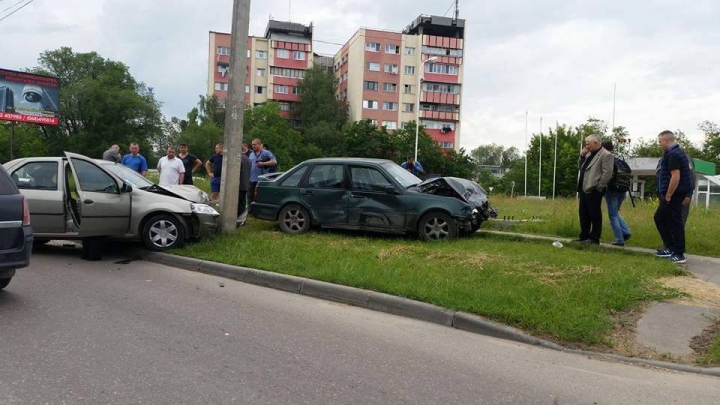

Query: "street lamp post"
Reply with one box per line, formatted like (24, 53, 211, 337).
(414, 56, 439, 162)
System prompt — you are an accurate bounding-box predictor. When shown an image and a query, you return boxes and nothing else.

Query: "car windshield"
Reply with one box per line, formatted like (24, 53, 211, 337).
(101, 162, 155, 188)
(382, 162, 422, 188)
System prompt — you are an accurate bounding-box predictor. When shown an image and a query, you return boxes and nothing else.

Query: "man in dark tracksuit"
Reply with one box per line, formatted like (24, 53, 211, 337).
(654, 130, 694, 264)
(237, 152, 252, 227)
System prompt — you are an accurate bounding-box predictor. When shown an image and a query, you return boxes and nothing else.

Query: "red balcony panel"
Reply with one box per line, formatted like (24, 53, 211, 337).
(271, 92, 300, 102)
(450, 38, 457, 49)
(279, 110, 291, 118)
(361, 109, 399, 123)
(216, 54, 230, 64)
(423, 72, 459, 84)
(425, 128, 456, 144)
(273, 77, 301, 86)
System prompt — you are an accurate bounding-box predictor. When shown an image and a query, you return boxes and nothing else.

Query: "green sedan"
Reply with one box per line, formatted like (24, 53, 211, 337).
(250, 158, 497, 241)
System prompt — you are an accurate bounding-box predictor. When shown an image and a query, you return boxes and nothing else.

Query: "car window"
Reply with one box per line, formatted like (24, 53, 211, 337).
(306, 164, 345, 189)
(279, 166, 308, 187)
(350, 166, 394, 192)
(71, 158, 119, 193)
(101, 162, 154, 188)
(382, 162, 422, 188)
(11, 162, 59, 191)
(0, 166, 19, 195)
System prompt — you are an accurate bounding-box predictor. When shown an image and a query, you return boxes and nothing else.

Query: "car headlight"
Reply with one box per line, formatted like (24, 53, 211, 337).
(191, 203, 219, 215)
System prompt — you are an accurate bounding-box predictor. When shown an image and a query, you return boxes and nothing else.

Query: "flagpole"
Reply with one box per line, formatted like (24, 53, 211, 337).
(552, 122, 558, 200)
(538, 116, 542, 197)
(524, 110, 528, 197)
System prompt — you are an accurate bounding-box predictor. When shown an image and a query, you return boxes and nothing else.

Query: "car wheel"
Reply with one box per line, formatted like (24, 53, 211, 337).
(418, 212, 458, 242)
(278, 204, 311, 235)
(142, 214, 186, 251)
(0, 277, 11, 291)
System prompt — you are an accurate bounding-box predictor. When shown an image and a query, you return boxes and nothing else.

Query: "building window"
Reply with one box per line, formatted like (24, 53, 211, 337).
(217, 46, 230, 55)
(403, 103, 414, 112)
(422, 46, 463, 57)
(382, 121, 397, 130)
(247, 50, 251, 58)
(422, 120, 456, 131)
(425, 63, 459, 75)
(383, 83, 397, 92)
(256, 86, 266, 94)
(279, 102, 291, 111)
(370, 119, 378, 126)
(385, 44, 399, 54)
(404, 66, 415, 75)
(364, 81, 378, 91)
(275, 85, 288, 94)
(420, 103, 460, 113)
(256, 50, 268, 59)
(384, 64, 399, 74)
(218, 100, 227, 108)
(293, 50, 306, 60)
(257, 68, 266, 77)
(366, 62, 380, 71)
(382, 102, 397, 111)
(365, 42, 381, 52)
(277, 49, 290, 59)
(439, 142, 454, 148)
(401, 121, 410, 128)
(270, 67, 305, 78)
(292, 86, 301, 95)
(214, 82, 228, 91)
(422, 82, 461, 94)
(363, 100, 378, 110)
(404, 47, 415, 55)
(245, 85, 250, 93)
(217, 65, 229, 78)
(404, 84, 413, 94)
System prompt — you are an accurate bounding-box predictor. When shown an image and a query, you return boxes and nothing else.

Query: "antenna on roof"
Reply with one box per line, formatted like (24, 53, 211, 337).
(454, 0, 459, 20)
(269, 13, 273, 21)
(289, 0, 292, 22)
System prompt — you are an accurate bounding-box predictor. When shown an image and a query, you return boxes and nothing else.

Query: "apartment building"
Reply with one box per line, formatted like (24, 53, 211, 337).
(207, 15, 465, 149)
(335, 15, 465, 149)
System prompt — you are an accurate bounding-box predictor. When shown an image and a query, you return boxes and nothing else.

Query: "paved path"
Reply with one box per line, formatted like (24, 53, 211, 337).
(1, 245, 719, 403)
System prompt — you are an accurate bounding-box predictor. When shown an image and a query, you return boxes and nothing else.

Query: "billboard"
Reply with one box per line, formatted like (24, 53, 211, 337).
(0, 68, 60, 126)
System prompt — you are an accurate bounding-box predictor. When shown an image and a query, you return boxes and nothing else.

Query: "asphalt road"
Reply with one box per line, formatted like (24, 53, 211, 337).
(1, 244, 719, 404)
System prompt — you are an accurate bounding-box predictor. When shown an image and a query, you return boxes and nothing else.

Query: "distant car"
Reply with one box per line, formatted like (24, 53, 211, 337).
(250, 158, 497, 241)
(3, 152, 219, 251)
(0, 164, 33, 290)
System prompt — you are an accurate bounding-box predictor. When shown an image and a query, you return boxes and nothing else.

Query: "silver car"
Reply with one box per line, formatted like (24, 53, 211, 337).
(3, 152, 219, 251)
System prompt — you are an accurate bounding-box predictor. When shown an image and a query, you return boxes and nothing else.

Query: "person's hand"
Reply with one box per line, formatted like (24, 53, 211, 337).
(682, 197, 691, 207)
(665, 193, 672, 203)
(581, 147, 589, 157)
(208, 173, 214, 178)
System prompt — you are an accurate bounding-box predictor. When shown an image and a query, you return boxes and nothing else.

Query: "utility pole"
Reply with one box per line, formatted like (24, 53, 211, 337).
(219, 0, 251, 233)
(538, 116, 542, 197)
(524, 110, 528, 197)
(552, 122, 558, 200)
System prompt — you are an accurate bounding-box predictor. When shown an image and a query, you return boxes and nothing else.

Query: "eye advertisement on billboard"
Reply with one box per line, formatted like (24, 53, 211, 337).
(0, 68, 60, 126)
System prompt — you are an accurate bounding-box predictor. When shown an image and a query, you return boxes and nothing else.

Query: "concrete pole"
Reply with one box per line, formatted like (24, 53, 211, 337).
(219, 0, 251, 233)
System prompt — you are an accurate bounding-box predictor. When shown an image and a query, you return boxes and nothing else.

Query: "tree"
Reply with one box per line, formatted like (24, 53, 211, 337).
(471, 144, 504, 166)
(30, 47, 162, 164)
(297, 66, 348, 130)
(343, 120, 399, 161)
(0, 123, 48, 163)
(303, 121, 346, 156)
(699, 121, 720, 164)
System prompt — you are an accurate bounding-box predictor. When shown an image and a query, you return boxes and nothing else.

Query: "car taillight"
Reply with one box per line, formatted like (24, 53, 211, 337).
(22, 196, 31, 226)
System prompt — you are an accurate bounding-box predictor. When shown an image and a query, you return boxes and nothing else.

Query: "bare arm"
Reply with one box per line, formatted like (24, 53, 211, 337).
(179, 173, 185, 184)
(205, 160, 213, 178)
(666, 170, 681, 202)
(193, 159, 202, 172)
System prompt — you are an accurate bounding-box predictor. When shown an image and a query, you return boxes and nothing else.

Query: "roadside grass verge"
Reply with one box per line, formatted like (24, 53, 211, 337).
(702, 338, 720, 365)
(485, 196, 720, 258)
(177, 220, 684, 345)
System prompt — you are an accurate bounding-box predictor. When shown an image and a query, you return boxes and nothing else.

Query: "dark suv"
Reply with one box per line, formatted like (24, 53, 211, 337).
(0, 164, 32, 290)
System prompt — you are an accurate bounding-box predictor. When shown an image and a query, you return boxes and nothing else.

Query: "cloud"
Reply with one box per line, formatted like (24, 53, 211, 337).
(1, 0, 717, 153)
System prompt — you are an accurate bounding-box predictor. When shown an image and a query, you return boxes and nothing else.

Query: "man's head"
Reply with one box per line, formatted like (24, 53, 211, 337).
(215, 143, 224, 155)
(242, 141, 250, 153)
(111, 144, 120, 152)
(129, 142, 140, 155)
(601, 141, 614, 152)
(262, 143, 270, 151)
(166, 145, 176, 159)
(406, 156, 415, 164)
(584, 135, 602, 152)
(657, 130, 676, 152)
(251, 138, 263, 152)
(179, 142, 189, 154)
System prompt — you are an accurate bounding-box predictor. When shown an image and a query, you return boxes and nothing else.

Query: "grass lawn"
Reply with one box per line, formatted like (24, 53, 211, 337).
(177, 219, 685, 345)
(485, 196, 720, 258)
(703, 338, 720, 364)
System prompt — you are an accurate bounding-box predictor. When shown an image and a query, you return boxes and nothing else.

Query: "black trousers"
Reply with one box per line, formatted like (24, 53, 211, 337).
(248, 182, 258, 204)
(237, 190, 247, 216)
(579, 190, 604, 242)
(655, 195, 686, 254)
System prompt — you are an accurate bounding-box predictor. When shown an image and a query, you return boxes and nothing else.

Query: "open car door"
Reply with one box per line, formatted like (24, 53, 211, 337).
(64, 152, 131, 237)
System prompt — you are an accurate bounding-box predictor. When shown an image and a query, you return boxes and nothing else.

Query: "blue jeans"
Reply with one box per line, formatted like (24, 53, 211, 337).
(605, 191, 631, 242)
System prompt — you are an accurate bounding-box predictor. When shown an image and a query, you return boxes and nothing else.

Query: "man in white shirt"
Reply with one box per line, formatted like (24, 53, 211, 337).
(157, 145, 185, 185)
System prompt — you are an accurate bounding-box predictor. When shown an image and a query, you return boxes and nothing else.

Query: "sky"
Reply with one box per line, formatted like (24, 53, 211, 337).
(2, 0, 718, 152)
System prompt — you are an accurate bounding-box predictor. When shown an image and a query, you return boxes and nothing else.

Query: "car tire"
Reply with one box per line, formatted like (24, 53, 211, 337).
(0, 277, 11, 291)
(142, 214, 186, 251)
(418, 212, 458, 242)
(278, 204, 311, 235)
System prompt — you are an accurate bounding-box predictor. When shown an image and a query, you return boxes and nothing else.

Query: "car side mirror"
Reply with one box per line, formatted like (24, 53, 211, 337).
(121, 183, 133, 193)
(384, 185, 400, 195)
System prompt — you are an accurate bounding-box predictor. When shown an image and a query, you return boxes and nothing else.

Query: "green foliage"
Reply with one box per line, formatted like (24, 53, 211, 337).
(303, 121, 346, 156)
(699, 121, 720, 164)
(297, 66, 348, 129)
(28, 47, 162, 165)
(0, 123, 48, 163)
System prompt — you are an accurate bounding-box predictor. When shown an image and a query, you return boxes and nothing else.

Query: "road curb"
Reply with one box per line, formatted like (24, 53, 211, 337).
(138, 250, 720, 378)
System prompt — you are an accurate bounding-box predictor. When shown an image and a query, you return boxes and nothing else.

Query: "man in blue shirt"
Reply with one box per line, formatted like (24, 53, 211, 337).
(401, 156, 425, 179)
(121, 142, 148, 176)
(249, 138, 277, 204)
(263, 143, 278, 173)
(654, 130, 694, 264)
(205, 143, 224, 201)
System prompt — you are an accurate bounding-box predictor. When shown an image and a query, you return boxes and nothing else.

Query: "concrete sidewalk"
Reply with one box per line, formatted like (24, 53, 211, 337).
(479, 229, 720, 362)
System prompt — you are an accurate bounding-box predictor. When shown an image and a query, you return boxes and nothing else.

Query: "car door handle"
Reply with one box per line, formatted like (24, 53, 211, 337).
(301, 191, 313, 196)
(83, 199, 94, 205)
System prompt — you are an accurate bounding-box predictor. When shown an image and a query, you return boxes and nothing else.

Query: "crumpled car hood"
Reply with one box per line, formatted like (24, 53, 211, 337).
(155, 184, 210, 203)
(418, 177, 498, 217)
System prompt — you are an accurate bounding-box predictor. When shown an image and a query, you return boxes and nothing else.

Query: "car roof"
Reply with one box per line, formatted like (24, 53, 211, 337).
(303, 158, 395, 164)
